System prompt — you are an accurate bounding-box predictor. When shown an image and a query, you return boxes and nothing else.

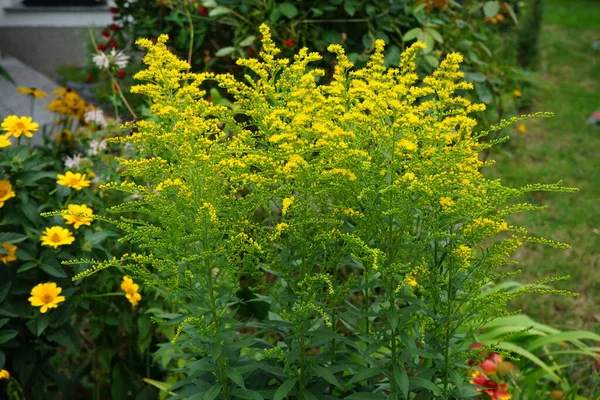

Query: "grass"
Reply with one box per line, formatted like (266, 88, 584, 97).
(486, 0, 600, 330)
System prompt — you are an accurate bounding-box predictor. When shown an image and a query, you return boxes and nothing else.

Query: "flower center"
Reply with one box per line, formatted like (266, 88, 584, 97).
(14, 122, 26, 132)
(0, 188, 6, 197)
(42, 292, 54, 303)
(50, 233, 62, 242)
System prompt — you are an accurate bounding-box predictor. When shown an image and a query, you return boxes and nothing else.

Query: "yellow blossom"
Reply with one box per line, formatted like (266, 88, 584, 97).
(17, 86, 48, 98)
(1, 115, 39, 138)
(121, 276, 142, 306)
(439, 197, 455, 209)
(62, 204, 94, 229)
(28, 282, 66, 313)
(517, 124, 527, 134)
(0, 180, 16, 208)
(282, 197, 294, 215)
(57, 171, 92, 190)
(513, 89, 522, 97)
(40, 226, 75, 248)
(0, 243, 17, 264)
(0, 369, 9, 379)
(0, 134, 11, 148)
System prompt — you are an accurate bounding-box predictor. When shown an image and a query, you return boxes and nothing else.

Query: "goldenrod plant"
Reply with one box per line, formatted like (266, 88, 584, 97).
(74, 25, 577, 399)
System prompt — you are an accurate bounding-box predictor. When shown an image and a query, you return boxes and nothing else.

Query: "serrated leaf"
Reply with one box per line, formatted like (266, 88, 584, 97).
(273, 378, 297, 400)
(278, 3, 298, 19)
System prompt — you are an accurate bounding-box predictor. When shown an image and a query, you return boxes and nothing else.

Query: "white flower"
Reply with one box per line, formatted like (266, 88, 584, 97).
(110, 48, 129, 69)
(92, 52, 110, 70)
(84, 108, 107, 127)
(88, 139, 107, 156)
(91, 49, 129, 70)
(64, 154, 83, 169)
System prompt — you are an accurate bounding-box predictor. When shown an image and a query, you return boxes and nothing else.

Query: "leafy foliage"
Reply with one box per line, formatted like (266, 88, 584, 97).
(73, 27, 580, 398)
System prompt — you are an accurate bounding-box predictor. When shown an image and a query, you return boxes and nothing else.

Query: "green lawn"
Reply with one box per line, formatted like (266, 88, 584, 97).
(486, 0, 600, 329)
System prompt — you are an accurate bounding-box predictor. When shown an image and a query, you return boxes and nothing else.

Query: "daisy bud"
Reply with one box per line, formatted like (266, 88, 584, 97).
(283, 38, 293, 49)
(199, 6, 208, 16)
(481, 359, 496, 375)
(496, 361, 516, 378)
(97, 44, 107, 51)
(109, 23, 120, 32)
(101, 29, 110, 37)
(86, 74, 94, 83)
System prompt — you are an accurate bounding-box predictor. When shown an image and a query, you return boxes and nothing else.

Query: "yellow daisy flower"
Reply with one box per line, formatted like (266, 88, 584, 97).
(0, 243, 17, 264)
(62, 204, 94, 229)
(56, 171, 92, 190)
(0, 180, 16, 208)
(513, 89, 522, 97)
(28, 282, 66, 313)
(0, 134, 11, 148)
(121, 276, 142, 307)
(40, 226, 75, 248)
(17, 86, 48, 98)
(1, 115, 39, 138)
(0, 369, 9, 379)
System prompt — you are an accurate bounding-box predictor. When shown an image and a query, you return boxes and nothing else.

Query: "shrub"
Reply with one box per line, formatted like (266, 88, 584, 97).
(74, 26, 576, 398)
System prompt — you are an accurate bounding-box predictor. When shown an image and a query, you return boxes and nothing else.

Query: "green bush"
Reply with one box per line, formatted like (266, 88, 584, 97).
(73, 27, 581, 399)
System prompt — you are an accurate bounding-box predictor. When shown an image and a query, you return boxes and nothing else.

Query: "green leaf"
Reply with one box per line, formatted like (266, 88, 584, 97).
(239, 35, 256, 47)
(278, 3, 298, 19)
(393, 366, 409, 398)
(215, 47, 236, 57)
(0, 283, 10, 303)
(0, 65, 15, 84)
(424, 55, 439, 68)
(226, 368, 245, 390)
(26, 314, 49, 336)
(344, 0, 355, 16)
(0, 329, 18, 344)
(209, 6, 232, 17)
(427, 28, 443, 44)
(0, 318, 8, 329)
(204, 383, 223, 400)
(230, 388, 263, 400)
(475, 83, 493, 104)
(526, 330, 600, 351)
(347, 367, 386, 385)
(464, 72, 487, 83)
(496, 342, 561, 381)
(40, 263, 67, 278)
(344, 393, 386, 400)
(17, 261, 38, 273)
(0, 232, 28, 244)
(409, 377, 442, 396)
(273, 377, 297, 400)
(311, 364, 341, 388)
(483, 1, 500, 17)
(403, 28, 422, 42)
(141, 378, 176, 396)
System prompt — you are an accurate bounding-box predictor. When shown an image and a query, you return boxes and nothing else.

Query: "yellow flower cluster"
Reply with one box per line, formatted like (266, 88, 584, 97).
(47, 87, 88, 120)
(121, 276, 142, 306)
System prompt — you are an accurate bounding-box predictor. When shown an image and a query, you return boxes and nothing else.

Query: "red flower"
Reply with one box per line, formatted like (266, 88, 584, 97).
(109, 23, 120, 32)
(199, 6, 208, 16)
(246, 47, 256, 56)
(206, 96, 213, 102)
(109, 6, 119, 14)
(86, 74, 93, 83)
(283, 38, 293, 49)
(101, 29, 110, 37)
(481, 359, 496, 375)
(110, 39, 119, 49)
(471, 372, 511, 400)
(116, 70, 127, 79)
(97, 44, 108, 51)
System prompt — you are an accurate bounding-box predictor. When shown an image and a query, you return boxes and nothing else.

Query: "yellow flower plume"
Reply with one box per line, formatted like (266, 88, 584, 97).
(40, 226, 75, 248)
(28, 282, 66, 313)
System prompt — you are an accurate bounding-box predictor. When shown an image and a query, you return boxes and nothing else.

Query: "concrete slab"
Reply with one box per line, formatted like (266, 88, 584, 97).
(0, 54, 59, 135)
